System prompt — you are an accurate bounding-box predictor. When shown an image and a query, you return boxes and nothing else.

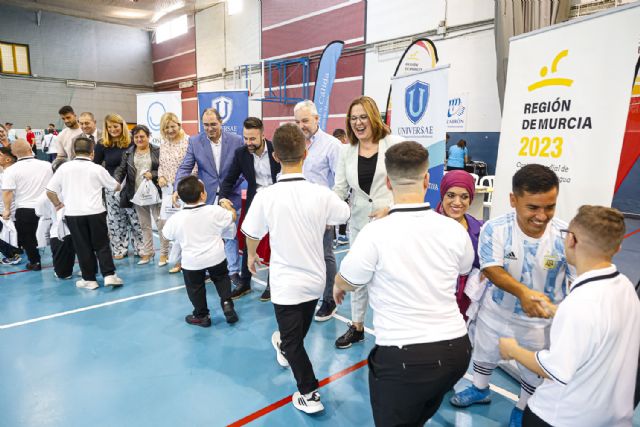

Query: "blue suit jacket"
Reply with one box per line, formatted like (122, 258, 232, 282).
(174, 131, 244, 206)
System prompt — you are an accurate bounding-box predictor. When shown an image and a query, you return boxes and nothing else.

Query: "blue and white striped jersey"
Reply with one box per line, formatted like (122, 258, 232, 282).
(478, 212, 569, 328)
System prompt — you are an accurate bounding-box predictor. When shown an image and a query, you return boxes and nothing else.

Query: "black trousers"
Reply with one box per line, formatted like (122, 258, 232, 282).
(65, 213, 115, 281)
(273, 299, 319, 395)
(50, 236, 76, 279)
(15, 208, 40, 264)
(182, 260, 232, 317)
(368, 335, 471, 427)
(523, 406, 552, 427)
(0, 221, 21, 258)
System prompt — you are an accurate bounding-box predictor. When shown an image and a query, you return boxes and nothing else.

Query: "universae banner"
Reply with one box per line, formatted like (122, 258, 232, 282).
(197, 90, 249, 136)
(385, 38, 438, 125)
(137, 91, 182, 145)
(491, 4, 640, 221)
(390, 65, 449, 207)
(313, 40, 344, 131)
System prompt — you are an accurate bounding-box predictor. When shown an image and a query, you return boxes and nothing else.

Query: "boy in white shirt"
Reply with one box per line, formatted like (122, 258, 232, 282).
(162, 175, 239, 328)
(241, 123, 350, 414)
(500, 205, 640, 427)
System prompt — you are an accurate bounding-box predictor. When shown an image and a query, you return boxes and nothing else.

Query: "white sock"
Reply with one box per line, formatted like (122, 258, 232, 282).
(516, 384, 534, 410)
(472, 361, 495, 390)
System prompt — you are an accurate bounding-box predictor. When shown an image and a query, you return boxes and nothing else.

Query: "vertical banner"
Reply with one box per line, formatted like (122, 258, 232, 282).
(313, 40, 344, 130)
(391, 65, 449, 207)
(385, 38, 438, 125)
(492, 4, 640, 220)
(137, 91, 182, 146)
(197, 90, 249, 136)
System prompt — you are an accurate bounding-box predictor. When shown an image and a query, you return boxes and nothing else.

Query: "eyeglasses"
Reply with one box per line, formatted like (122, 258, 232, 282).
(349, 114, 369, 123)
(560, 229, 577, 242)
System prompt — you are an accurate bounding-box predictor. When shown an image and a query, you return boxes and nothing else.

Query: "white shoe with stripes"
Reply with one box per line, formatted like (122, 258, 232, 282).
(271, 331, 289, 368)
(292, 390, 324, 414)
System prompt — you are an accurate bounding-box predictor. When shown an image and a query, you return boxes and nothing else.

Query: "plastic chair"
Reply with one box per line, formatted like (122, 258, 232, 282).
(480, 175, 495, 209)
(470, 173, 480, 185)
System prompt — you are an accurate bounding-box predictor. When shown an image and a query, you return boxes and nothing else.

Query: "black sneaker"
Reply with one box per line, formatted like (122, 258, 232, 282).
(260, 285, 271, 302)
(335, 324, 364, 349)
(222, 300, 239, 324)
(229, 273, 242, 286)
(314, 300, 337, 322)
(230, 282, 251, 299)
(185, 314, 211, 328)
(26, 262, 42, 271)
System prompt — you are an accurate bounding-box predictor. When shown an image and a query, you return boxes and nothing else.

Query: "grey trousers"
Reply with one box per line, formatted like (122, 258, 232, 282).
(321, 227, 337, 304)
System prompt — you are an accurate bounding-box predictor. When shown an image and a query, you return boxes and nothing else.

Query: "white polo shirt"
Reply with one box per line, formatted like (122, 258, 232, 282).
(339, 203, 474, 346)
(46, 157, 118, 216)
(528, 265, 640, 427)
(241, 173, 350, 305)
(1, 157, 53, 209)
(0, 170, 16, 218)
(162, 203, 234, 271)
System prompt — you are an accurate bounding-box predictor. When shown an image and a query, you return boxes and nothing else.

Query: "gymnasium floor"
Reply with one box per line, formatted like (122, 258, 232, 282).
(1, 219, 639, 427)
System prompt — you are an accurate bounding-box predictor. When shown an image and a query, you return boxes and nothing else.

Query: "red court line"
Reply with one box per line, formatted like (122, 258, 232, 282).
(227, 359, 368, 427)
(624, 227, 640, 240)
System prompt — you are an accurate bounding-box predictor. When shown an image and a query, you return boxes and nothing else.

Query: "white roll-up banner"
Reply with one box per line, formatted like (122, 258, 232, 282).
(136, 91, 182, 145)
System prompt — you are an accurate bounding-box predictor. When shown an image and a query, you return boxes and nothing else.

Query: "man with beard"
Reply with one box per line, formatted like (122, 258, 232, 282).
(55, 105, 82, 160)
(219, 117, 280, 301)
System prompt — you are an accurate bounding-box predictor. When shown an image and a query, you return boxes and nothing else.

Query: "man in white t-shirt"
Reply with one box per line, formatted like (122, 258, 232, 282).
(242, 123, 350, 415)
(55, 105, 82, 160)
(5, 122, 17, 142)
(2, 140, 53, 270)
(450, 164, 569, 427)
(335, 141, 474, 426)
(0, 146, 21, 264)
(47, 136, 124, 290)
(499, 205, 640, 427)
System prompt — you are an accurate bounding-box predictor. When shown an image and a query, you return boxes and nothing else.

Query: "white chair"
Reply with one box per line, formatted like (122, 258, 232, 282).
(469, 173, 480, 185)
(480, 175, 495, 209)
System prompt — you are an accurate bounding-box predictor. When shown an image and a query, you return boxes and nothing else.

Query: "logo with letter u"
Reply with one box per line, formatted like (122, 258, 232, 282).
(405, 81, 430, 124)
(211, 96, 233, 125)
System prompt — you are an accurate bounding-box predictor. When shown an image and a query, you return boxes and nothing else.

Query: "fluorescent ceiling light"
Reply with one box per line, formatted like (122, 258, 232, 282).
(228, 0, 243, 15)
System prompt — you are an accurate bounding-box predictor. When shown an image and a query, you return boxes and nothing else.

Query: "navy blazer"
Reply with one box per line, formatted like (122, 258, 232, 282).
(174, 131, 244, 206)
(219, 140, 280, 210)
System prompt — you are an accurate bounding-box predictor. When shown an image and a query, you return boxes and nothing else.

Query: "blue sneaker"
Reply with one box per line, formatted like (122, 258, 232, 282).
(449, 385, 491, 407)
(509, 407, 524, 427)
(1, 254, 21, 265)
(336, 235, 349, 245)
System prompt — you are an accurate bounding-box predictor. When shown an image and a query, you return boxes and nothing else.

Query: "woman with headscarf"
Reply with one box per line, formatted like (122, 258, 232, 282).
(436, 170, 483, 318)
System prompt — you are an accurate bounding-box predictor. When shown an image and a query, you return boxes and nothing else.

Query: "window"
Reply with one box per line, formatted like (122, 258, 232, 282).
(0, 42, 31, 75)
(155, 15, 188, 44)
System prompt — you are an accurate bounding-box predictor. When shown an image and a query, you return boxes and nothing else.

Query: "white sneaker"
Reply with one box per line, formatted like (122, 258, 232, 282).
(76, 279, 99, 290)
(271, 331, 289, 368)
(104, 274, 124, 287)
(292, 391, 324, 414)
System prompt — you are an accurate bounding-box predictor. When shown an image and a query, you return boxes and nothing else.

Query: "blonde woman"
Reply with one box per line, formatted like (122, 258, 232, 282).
(157, 112, 193, 271)
(93, 113, 143, 259)
(333, 96, 404, 349)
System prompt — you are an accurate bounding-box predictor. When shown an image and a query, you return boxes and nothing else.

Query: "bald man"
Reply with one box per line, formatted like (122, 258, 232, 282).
(2, 140, 53, 270)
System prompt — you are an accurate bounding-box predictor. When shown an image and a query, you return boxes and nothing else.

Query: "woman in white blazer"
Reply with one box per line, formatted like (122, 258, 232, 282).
(333, 96, 404, 349)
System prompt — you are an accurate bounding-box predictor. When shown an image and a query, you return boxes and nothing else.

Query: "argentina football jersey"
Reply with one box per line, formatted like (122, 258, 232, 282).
(478, 212, 569, 328)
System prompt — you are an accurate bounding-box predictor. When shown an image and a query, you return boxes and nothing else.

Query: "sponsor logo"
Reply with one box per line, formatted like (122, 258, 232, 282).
(405, 80, 430, 124)
(211, 96, 233, 124)
(448, 97, 465, 118)
(505, 251, 518, 260)
(146, 101, 166, 132)
(543, 254, 559, 270)
(528, 50, 573, 92)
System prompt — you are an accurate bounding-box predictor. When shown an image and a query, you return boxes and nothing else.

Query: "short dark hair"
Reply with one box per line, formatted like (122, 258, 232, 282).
(0, 146, 17, 162)
(58, 105, 74, 116)
(51, 157, 67, 173)
(385, 141, 429, 182)
(202, 108, 222, 122)
(272, 123, 305, 164)
(131, 124, 150, 137)
(177, 176, 204, 204)
(457, 139, 466, 148)
(332, 128, 346, 139)
(48, 123, 55, 127)
(73, 136, 94, 155)
(4, 122, 12, 126)
(512, 164, 559, 196)
(243, 117, 263, 131)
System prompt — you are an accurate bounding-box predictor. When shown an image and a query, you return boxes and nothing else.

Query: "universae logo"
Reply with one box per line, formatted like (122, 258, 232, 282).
(211, 96, 233, 125)
(405, 80, 430, 124)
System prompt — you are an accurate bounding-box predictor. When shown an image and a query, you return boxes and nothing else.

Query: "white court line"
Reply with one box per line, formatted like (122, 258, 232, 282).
(463, 373, 518, 402)
(0, 286, 184, 330)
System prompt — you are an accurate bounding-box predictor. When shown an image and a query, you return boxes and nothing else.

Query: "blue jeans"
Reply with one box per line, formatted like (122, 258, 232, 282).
(223, 208, 241, 275)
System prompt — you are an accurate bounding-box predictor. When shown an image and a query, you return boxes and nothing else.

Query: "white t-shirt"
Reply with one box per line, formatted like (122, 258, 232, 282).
(162, 204, 234, 271)
(339, 203, 474, 346)
(43, 134, 58, 154)
(1, 157, 53, 209)
(478, 212, 569, 328)
(46, 157, 118, 216)
(529, 265, 640, 427)
(241, 173, 350, 305)
(55, 127, 82, 159)
(0, 170, 16, 218)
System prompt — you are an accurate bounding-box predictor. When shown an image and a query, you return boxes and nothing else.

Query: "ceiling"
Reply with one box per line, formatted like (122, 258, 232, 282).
(0, 0, 224, 30)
